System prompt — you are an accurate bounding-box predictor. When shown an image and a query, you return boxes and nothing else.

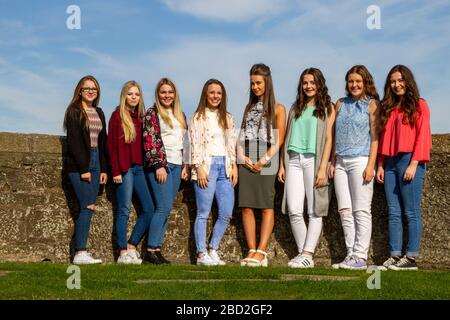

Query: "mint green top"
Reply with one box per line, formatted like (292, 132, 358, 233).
(288, 106, 317, 154)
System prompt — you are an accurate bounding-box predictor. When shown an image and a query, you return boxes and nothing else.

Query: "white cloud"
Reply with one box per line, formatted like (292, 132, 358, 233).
(2, 28, 449, 134)
(0, 19, 43, 47)
(161, 0, 290, 23)
(0, 58, 76, 134)
(136, 33, 449, 133)
(1, 2, 449, 135)
(69, 48, 130, 80)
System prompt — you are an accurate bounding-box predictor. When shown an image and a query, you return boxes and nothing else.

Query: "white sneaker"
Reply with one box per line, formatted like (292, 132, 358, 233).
(332, 255, 352, 269)
(289, 255, 314, 268)
(208, 249, 226, 266)
(288, 254, 303, 267)
(127, 249, 143, 264)
(73, 251, 102, 265)
(117, 252, 142, 265)
(196, 253, 218, 266)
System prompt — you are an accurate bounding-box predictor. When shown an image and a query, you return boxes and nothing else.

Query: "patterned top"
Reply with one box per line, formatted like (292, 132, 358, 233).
(240, 101, 276, 144)
(335, 96, 372, 157)
(85, 107, 102, 148)
(143, 106, 188, 170)
(189, 112, 237, 180)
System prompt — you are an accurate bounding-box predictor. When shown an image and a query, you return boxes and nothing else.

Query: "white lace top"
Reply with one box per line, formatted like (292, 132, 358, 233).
(240, 101, 275, 144)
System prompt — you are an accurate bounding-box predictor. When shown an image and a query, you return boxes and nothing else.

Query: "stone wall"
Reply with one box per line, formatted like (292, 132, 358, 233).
(0, 132, 448, 269)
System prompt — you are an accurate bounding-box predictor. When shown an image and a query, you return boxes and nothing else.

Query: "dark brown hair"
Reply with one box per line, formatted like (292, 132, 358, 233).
(63, 75, 101, 131)
(195, 79, 229, 130)
(379, 64, 420, 130)
(241, 63, 276, 142)
(294, 68, 332, 120)
(345, 65, 379, 101)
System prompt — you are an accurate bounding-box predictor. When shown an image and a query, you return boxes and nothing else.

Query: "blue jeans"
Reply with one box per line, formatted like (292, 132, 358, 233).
(68, 148, 100, 251)
(194, 156, 234, 254)
(115, 165, 154, 250)
(384, 153, 426, 257)
(146, 163, 182, 248)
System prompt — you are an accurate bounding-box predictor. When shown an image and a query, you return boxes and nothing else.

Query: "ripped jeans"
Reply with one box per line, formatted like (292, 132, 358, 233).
(67, 148, 100, 251)
(194, 156, 235, 254)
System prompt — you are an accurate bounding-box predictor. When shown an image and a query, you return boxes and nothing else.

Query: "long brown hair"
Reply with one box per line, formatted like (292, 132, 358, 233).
(194, 79, 229, 130)
(294, 68, 332, 120)
(345, 65, 379, 101)
(379, 65, 420, 130)
(154, 78, 187, 129)
(241, 63, 276, 142)
(63, 75, 101, 131)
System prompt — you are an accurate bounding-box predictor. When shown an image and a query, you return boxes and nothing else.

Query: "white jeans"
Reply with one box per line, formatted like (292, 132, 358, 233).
(334, 156, 373, 260)
(286, 153, 323, 254)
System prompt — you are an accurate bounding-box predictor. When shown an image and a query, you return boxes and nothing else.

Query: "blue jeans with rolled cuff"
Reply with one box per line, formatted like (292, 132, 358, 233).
(146, 163, 182, 248)
(115, 164, 155, 251)
(384, 152, 426, 258)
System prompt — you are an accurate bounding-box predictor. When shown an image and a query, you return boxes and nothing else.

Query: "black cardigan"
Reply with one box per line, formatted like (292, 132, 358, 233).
(65, 106, 108, 173)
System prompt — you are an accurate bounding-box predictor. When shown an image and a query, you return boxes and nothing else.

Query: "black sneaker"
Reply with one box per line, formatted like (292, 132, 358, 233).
(155, 251, 171, 265)
(378, 256, 400, 271)
(388, 256, 418, 271)
(143, 251, 162, 265)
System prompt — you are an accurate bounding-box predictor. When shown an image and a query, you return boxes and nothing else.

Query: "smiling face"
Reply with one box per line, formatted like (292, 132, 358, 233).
(389, 71, 406, 97)
(206, 83, 222, 109)
(158, 84, 175, 108)
(251, 75, 266, 100)
(126, 86, 140, 109)
(347, 73, 365, 99)
(302, 74, 317, 100)
(80, 80, 98, 105)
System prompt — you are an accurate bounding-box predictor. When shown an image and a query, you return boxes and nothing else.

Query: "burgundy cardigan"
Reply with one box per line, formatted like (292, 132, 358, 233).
(106, 107, 143, 177)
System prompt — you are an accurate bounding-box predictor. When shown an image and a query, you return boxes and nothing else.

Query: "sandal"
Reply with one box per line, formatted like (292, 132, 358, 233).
(240, 249, 257, 266)
(246, 249, 268, 268)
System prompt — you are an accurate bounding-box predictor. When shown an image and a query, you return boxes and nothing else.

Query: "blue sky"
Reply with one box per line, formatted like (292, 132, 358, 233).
(0, 0, 449, 134)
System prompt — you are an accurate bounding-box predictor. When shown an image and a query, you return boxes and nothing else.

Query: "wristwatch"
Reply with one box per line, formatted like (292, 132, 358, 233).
(264, 155, 271, 163)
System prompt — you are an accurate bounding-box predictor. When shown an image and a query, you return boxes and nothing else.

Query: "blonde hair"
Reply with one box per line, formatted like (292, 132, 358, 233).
(154, 78, 186, 129)
(119, 81, 145, 143)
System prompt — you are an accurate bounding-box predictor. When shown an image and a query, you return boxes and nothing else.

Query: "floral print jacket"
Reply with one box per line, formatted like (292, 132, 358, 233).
(143, 106, 188, 171)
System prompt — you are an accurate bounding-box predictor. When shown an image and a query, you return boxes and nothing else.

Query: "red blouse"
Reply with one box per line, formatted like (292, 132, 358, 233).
(378, 98, 432, 164)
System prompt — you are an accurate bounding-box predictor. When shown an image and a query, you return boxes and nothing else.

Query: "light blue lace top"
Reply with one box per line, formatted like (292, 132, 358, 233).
(335, 96, 372, 157)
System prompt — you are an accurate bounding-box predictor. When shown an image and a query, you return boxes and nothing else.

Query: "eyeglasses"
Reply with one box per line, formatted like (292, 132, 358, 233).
(81, 87, 98, 93)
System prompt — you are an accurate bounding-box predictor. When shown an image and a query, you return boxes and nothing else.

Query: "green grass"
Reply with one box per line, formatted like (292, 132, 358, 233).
(0, 263, 448, 300)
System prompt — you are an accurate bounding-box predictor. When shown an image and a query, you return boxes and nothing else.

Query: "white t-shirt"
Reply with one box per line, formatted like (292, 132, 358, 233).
(158, 109, 184, 165)
(205, 108, 226, 156)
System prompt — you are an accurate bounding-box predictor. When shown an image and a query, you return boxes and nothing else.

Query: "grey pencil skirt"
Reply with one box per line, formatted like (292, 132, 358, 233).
(238, 164, 277, 209)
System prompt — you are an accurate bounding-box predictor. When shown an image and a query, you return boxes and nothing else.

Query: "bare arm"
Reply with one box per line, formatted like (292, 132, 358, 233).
(253, 104, 286, 172)
(261, 104, 286, 162)
(328, 101, 340, 178)
(364, 99, 379, 183)
(278, 109, 292, 183)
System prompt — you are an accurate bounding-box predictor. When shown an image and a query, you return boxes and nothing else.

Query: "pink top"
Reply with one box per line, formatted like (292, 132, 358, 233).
(378, 98, 432, 165)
